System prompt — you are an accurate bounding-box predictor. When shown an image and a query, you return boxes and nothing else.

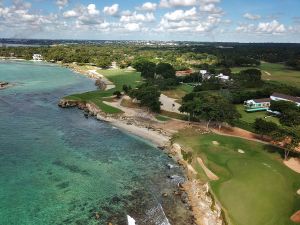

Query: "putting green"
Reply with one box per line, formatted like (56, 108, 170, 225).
(175, 131, 300, 225)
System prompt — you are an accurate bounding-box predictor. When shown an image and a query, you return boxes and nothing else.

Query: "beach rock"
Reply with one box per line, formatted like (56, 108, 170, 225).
(58, 99, 79, 108)
(95, 79, 106, 90)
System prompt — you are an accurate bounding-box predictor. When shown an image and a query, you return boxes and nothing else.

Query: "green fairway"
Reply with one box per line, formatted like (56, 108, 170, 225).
(231, 62, 300, 87)
(174, 130, 300, 225)
(65, 69, 142, 114)
(98, 69, 142, 90)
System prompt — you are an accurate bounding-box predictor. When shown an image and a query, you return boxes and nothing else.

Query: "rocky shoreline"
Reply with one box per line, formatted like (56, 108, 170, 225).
(58, 98, 227, 225)
(0, 81, 11, 90)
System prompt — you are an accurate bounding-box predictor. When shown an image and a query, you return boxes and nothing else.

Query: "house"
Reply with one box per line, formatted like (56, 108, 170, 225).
(215, 73, 230, 82)
(176, 69, 193, 77)
(270, 92, 300, 107)
(32, 54, 43, 61)
(244, 98, 271, 112)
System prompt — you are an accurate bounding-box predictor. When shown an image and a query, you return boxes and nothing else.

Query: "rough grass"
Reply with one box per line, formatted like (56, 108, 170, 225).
(174, 130, 300, 225)
(231, 62, 300, 87)
(155, 114, 171, 121)
(162, 84, 193, 100)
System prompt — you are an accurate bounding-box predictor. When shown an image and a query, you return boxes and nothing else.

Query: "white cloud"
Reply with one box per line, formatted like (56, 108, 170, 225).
(200, 3, 222, 14)
(243, 13, 261, 20)
(236, 20, 286, 34)
(159, 0, 197, 8)
(124, 23, 140, 31)
(164, 7, 197, 21)
(137, 2, 157, 11)
(120, 11, 155, 23)
(63, 10, 77, 18)
(103, 4, 119, 16)
(257, 20, 285, 34)
(87, 4, 99, 16)
(56, 0, 68, 9)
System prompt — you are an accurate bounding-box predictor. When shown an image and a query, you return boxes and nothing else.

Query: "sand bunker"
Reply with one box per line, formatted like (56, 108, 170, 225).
(291, 210, 300, 223)
(197, 157, 219, 180)
(212, 141, 219, 145)
(284, 158, 300, 173)
(238, 149, 245, 154)
(297, 189, 300, 195)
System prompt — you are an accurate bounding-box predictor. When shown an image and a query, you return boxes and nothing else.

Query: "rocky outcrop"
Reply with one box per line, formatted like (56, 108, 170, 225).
(95, 79, 107, 90)
(0, 81, 10, 89)
(58, 99, 82, 108)
(167, 143, 226, 225)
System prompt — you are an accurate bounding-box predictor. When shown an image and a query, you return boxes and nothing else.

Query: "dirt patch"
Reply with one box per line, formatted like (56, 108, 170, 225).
(212, 141, 219, 145)
(197, 157, 219, 181)
(291, 210, 300, 223)
(284, 158, 300, 173)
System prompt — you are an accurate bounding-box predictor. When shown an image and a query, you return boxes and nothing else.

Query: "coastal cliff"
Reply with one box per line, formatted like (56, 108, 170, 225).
(58, 98, 227, 225)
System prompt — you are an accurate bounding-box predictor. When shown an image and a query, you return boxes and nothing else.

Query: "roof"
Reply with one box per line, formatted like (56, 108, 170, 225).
(252, 98, 270, 103)
(271, 92, 300, 103)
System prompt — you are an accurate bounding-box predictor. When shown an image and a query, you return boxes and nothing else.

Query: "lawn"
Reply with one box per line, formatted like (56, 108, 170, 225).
(236, 104, 279, 124)
(65, 69, 142, 114)
(174, 130, 300, 225)
(231, 62, 300, 88)
(98, 69, 142, 90)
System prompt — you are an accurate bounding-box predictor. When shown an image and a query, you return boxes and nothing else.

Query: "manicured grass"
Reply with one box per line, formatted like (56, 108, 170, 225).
(174, 130, 300, 225)
(65, 69, 143, 114)
(162, 83, 193, 100)
(65, 90, 123, 114)
(236, 104, 279, 124)
(231, 62, 300, 87)
(98, 69, 142, 90)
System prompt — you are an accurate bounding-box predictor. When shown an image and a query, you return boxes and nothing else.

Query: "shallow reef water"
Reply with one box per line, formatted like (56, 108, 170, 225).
(0, 61, 193, 225)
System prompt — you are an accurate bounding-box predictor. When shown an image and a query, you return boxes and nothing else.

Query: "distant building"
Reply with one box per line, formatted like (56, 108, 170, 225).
(270, 92, 300, 107)
(32, 54, 43, 61)
(215, 73, 230, 82)
(244, 92, 300, 113)
(244, 98, 271, 112)
(176, 69, 193, 77)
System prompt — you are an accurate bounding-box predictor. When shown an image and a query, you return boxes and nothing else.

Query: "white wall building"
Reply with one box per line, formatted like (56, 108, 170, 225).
(32, 54, 43, 61)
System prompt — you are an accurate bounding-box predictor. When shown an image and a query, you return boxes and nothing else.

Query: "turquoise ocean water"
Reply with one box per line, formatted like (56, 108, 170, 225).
(0, 61, 192, 225)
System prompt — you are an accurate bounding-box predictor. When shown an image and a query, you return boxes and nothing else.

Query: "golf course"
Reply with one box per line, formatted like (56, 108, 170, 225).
(174, 129, 300, 225)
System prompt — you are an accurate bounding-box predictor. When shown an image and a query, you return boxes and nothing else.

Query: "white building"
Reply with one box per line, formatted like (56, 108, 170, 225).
(270, 92, 300, 107)
(32, 54, 43, 61)
(216, 73, 230, 81)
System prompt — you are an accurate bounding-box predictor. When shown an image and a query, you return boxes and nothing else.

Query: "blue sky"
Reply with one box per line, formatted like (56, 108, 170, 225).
(0, 0, 299, 42)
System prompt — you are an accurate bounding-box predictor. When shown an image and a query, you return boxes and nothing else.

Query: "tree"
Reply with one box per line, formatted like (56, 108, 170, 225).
(233, 69, 262, 87)
(140, 61, 156, 79)
(122, 84, 132, 94)
(270, 100, 298, 113)
(113, 91, 122, 99)
(279, 110, 300, 127)
(155, 63, 176, 79)
(130, 85, 161, 112)
(95, 57, 111, 69)
(254, 118, 278, 138)
(180, 93, 240, 129)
